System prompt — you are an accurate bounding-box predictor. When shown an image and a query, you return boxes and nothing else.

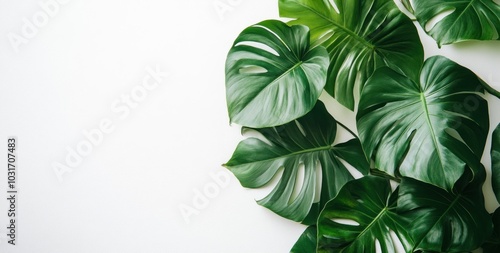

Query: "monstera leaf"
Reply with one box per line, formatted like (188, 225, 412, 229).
(224, 101, 369, 222)
(291, 226, 317, 253)
(492, 124, 500, 202)
(225, 19, 329, 128)
(279, 0, 423, 110)
(357, 56, 489, 190)
(398, 167, 492, 252)
(317, 176, 413, 253)
(407, 0, 500, 46)
(482, 207, 500, 253)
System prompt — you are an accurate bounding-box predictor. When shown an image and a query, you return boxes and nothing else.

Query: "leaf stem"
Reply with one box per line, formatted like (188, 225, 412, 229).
(482, 80, 500, 99)
(337, 121, 358, 138)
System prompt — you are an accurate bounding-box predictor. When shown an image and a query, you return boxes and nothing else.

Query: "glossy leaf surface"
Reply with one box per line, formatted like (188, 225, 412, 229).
(225, 20, 329, 128)
(398, 168, 492, 252)
(225, 101, 369, 222)
(357, 56, 489, 190)
(409, 0, 500, 46)
(279, 0, 423, 110)
(317, 176, 412, 253)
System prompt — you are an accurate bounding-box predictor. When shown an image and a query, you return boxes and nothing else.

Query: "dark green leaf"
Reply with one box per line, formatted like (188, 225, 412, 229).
(492, 124, 500, 203)
(317, 176, 413, 253)
(224, 101, 369, 222)
(279, 0, 423, 110)
(225, 19, 329, 128)
(291, 226, 317, 253)
(482, 207, 500, 253)
(398, 167, 492, 252)
(410, 0, 500, 46)
(357, 56, 489, 190)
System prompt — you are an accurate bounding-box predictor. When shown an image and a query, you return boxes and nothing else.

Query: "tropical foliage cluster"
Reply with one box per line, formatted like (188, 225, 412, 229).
(223, 0, 500, 252)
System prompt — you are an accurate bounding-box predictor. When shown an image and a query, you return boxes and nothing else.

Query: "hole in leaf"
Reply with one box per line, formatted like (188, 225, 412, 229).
(389, 230, 405, 252)
(375, 239, 382, 253)
(445, 128, 466, 145)
(353, 69, 363, 111)
(332, 218, 360, 226)
(395, 0, 415, 17)
(254, 167, 285, 200)
(425, 9, 455, 32)
(295, 120, 307, 137)
(235, 41, 280, 56)
(390, 180, 399, 192)
(253, 24, 291, 52)
(312, 30, 334, 48)
(314, 160, 322, 203)
(341, 157, 364, 180)
(242, 128, 273, 146)
(328, 0, 340, 14)
(239, 65, 268, 74)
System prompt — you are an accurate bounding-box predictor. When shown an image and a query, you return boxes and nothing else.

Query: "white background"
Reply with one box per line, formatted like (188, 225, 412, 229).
(0, 0, 499, 252)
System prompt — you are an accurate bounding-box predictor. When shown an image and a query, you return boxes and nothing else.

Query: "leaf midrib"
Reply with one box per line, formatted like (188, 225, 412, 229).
(419, 92, 446, 179)
(231, 144, 333, 166)
(239, 60, 304, 112)
(341, 207, 390, 252)
(437, 0, 478, 40)
(295, 2, 375, 50)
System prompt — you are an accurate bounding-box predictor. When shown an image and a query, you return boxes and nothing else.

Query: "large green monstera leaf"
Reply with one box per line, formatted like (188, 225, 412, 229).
(357, 56, 489, 190)
(492, 124, 500, 202)
(279, 0, 423, 110)
(224, 101, 369, 222)
(407, 0, 500, 46)
(398, 168, 492, 252)
(317, 176, 413, 253)
(225, 19, 329, 128)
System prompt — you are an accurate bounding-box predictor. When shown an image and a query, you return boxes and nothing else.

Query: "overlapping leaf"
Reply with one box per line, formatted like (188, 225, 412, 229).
(398, 167, 492, 252)
(357, 56, 489, 190)
(492, 124, 500, 202)
(224, 101, 369, 222)
(279, 0, 423, 110)
(317, 176, 413, 253)
(225, 20, 329, 128)
(482, 207, 500, 253)
(408, 0, 500, 46)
